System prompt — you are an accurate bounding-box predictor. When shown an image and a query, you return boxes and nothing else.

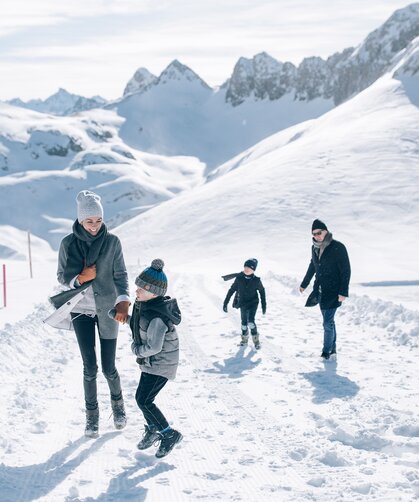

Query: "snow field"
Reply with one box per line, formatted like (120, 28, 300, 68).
(1, 263, 418, 501)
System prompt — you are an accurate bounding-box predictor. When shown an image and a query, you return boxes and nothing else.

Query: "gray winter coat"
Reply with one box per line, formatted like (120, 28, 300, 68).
(55, 232, 129, 339)
(130, 297, 181, 380)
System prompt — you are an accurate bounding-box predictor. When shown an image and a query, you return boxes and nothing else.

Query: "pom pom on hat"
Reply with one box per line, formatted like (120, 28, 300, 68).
(135, 258, 167, 296)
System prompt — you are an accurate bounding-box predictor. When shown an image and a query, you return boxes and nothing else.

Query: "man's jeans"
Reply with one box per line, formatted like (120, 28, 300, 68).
(72, 313, 122, 410)
(320, 308, 337, 354)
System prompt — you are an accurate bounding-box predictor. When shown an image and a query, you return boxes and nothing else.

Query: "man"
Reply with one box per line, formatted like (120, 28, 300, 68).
(299, 219, 351, 360)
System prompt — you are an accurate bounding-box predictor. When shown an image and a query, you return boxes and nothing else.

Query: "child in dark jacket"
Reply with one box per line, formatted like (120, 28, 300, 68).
(114, 259, 183, 458)
(223, 258, 266, 349)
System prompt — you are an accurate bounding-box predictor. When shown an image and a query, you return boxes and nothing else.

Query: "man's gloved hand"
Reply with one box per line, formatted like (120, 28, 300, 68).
(223, 304, 228, 313)
(78, 264, 96, 284)
(262, 307, 266, 315)
(115, 301, 130, 324)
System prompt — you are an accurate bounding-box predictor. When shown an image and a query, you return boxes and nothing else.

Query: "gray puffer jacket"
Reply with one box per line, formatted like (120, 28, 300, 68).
(130, 297, 181, 380)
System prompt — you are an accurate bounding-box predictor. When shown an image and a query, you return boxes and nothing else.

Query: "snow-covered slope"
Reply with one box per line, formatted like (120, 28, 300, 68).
(116, 64, 419, 285)
(0, 104, 204, 249)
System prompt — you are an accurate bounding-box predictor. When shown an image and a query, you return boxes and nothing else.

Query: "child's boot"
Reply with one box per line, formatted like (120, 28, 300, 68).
(252, 333, 261, 350)
(239, 327, 249, 346)
(155, 428, 183, 458)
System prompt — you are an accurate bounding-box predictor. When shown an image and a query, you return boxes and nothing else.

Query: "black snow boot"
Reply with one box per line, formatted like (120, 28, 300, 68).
(155, 428, 183, 458)
(85, 408, 99, 438)
(137, 425, 160, 450)
(321, 351, 330, 360)
(111, 398, 127, 430)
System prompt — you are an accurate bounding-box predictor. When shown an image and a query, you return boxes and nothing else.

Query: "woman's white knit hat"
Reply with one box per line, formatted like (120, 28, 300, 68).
(76, 190, 104, 223)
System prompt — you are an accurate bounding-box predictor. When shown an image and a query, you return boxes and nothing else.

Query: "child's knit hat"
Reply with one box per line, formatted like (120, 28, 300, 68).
(135, 259, 167, 296)
(244, 258, 258, 271)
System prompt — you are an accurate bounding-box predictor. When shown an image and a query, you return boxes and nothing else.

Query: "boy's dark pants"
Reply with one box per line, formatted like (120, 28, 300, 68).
(135, 372, 169, 430)
(71, 313, 122, 410)
(240, 303, 258, 335)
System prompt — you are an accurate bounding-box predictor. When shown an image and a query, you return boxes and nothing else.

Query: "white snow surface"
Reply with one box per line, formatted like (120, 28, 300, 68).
(0, 254, 418, 501)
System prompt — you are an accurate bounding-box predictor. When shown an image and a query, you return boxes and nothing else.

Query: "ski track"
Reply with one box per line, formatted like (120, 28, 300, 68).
(0, 272, 418, 501)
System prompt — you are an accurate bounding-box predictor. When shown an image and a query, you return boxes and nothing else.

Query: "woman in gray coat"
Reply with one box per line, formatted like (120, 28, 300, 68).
(57, 190, 130, 438)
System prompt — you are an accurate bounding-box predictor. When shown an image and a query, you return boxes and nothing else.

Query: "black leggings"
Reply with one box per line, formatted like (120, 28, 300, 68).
(72, 313, 122, 410)
(135, 372, 169, 430)
(240, 303, 258, 335)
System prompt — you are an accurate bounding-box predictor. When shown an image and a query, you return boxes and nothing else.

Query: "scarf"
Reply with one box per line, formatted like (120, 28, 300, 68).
(313, 231, 333, 258)
(62, 220, 108, 283)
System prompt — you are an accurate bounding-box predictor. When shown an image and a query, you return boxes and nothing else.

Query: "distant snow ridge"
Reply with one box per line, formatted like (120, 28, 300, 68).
(6, 88, 107, 116)
(222, 4, 419, 107)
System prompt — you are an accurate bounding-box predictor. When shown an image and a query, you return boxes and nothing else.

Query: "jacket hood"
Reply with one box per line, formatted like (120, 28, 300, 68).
(138, 296, 181, 325)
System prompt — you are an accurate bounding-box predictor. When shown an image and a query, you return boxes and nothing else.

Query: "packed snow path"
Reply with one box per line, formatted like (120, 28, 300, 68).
(1, 270, 418, 501)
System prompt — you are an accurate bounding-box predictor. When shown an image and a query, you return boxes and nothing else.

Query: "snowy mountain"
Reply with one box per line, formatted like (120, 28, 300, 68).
(116, 60, 419, 285)
(113, 4, 419, 166)
(114, 56, 332, 168)
(6, 88, 107, 116)
(0, 104, 204, 249)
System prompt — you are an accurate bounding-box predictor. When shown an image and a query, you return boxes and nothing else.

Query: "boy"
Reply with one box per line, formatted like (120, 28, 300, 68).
(115, 258, 183, 458)
(223, 258, 266, 349)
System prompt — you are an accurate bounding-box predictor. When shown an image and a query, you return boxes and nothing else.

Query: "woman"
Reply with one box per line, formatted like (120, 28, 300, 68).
(56, 190, 130, 438)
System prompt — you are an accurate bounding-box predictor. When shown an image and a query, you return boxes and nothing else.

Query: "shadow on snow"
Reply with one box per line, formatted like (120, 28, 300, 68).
(301, 359, 360, 404)
(0, 433, 174, 502)
(204, 346, 262, 379)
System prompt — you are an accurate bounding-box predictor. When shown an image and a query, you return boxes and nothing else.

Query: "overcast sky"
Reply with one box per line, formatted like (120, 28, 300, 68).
(0, 0, 414, 100)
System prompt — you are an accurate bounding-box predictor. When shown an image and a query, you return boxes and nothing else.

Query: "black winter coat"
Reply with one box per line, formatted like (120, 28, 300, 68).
(301, 239, 351, 310)
(224, 273, 267, 311)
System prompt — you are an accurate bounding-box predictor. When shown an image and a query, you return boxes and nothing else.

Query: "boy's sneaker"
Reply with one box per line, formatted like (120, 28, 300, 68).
(321, 351, 330, 360)
(137, 425, 160, 450)
(155, 429, 183, 458)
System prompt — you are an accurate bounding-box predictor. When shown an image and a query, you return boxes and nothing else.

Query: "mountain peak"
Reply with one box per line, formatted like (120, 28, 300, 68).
(123, 67, 157, 96)
(157, 60, 210, 88)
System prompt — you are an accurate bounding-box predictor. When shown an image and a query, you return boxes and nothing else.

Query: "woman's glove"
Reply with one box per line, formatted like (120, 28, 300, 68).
(78, 264, 96, 284)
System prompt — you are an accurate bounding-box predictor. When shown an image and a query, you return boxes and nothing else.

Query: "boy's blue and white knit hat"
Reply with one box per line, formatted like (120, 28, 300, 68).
(135, 259, 167, 296)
